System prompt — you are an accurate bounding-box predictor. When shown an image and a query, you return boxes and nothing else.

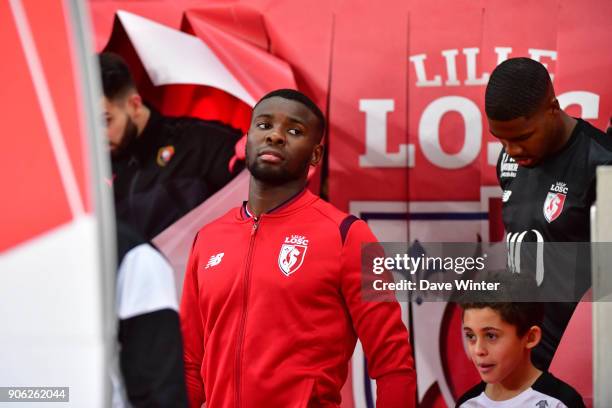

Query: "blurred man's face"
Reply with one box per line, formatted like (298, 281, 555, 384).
(487, 101, 559, 168)
(103, 97, 138, 158)
(245, 97, 323, 185)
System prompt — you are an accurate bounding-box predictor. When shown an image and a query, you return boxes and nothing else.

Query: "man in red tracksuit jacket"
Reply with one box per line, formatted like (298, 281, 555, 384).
(180, 89, 416, 408)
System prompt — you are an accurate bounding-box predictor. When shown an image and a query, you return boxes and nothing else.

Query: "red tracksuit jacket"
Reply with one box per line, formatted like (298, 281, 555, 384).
(180, 189, 416, 408)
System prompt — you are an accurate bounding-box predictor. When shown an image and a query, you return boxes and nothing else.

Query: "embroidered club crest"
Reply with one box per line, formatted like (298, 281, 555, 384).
(543, 192, 566, 223)
(156, 145, 175, 166)
(278, 235, 309, 276)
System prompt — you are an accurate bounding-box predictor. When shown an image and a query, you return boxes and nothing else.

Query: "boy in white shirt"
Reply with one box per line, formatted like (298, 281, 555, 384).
(456, 302, 585, 408)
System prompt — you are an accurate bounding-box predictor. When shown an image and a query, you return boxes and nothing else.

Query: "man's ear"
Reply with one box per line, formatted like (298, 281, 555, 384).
(550, 97, 561, 115)
(310, 143, 324, 167)
(126, 92, 143, 115)
(525, 325, 542, 350)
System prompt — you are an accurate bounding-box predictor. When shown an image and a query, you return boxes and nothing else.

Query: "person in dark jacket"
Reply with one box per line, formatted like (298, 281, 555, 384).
(112, 221, 187, 407)
(487, 57, 612, 370)
(99, 52, 243, 239)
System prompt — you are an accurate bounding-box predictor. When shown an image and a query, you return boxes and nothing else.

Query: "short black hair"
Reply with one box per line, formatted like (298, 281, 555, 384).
(254, 89, 326, 138)
(461, 302, 545, 337)
(485, 57, 553, 121)
(98, 52, 136, 101)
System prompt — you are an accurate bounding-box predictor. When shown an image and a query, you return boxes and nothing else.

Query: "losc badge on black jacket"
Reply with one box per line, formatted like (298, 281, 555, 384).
(156, 145, 175, 167)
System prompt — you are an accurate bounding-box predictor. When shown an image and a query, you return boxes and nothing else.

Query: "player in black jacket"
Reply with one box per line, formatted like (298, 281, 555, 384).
(112, 222, 187, 407)
(485, 57, 612, 370)
(99, 53, 243, 239)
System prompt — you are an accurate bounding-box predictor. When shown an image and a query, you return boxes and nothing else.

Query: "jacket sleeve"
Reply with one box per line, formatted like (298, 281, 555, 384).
(119, 311, 188, 407)
(116, 243, 188, 407)
(180, 234, 206, 408)
(339, 220, 416, 408)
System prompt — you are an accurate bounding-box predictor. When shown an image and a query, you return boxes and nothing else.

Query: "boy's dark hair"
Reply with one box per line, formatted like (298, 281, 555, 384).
(461, 302, 545, 337)
(98, 52, 136, 101)
(485, 57, 552, 121)
(254, 88, 326, 139)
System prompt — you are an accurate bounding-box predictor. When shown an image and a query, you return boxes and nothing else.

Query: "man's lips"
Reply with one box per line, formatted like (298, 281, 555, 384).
(258, 149, 284, 163)
(513, 157, 533, 166)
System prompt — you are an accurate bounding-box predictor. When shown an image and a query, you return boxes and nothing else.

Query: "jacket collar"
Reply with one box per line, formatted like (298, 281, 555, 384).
(129, 105, 163, 163)
(240, 188, 317, 220)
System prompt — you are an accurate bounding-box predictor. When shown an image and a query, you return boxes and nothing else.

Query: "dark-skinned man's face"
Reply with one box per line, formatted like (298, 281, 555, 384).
(487, 99, 560, 168)
(246, 97, 323, 185)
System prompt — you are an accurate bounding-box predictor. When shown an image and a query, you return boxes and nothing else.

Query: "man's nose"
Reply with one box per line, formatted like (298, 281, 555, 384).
(266, 128, 286, 145)
(504, 141, 524, 158)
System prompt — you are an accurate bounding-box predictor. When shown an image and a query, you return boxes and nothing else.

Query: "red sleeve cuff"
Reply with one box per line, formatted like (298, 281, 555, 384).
(375, 371, 416, 408)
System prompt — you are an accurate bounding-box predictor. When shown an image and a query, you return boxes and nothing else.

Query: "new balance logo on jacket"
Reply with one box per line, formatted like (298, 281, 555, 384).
(205, 253, 224, 269)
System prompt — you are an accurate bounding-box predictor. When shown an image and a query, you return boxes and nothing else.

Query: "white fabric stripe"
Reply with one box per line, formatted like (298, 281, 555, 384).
(116, 244, 179, 319)
(351, 340, 367, 407)
(8, 0, 85, 218)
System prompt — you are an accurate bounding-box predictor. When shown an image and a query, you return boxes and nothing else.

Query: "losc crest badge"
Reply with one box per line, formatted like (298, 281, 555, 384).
(278, 235, 308, 276)
(543, 182, 568, 223)
(156, 145, 175, 167)
(543, 193, 566, 223)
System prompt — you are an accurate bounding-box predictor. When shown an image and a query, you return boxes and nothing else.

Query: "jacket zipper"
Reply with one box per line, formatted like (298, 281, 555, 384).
(235, 217, 260, 407)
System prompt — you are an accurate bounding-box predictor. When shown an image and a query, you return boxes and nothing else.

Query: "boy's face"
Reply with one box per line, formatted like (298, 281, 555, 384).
(463, 307, 534, 384)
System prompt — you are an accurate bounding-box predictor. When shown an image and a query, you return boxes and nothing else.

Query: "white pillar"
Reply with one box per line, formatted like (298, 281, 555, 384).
(592, 166, 612, 407)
